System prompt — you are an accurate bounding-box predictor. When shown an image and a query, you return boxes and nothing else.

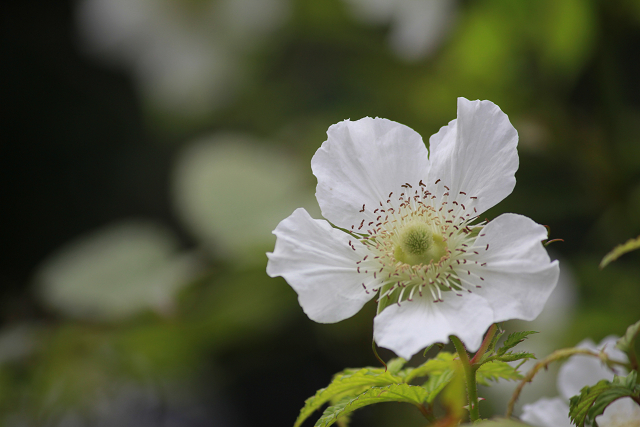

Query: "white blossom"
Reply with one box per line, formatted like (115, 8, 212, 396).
(267, 98, 559, 359)
(521, 336, 640, 427)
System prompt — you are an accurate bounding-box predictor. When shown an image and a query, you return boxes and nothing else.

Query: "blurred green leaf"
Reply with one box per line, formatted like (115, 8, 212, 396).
(464, 419, 531, 426)
(600, 235, 640, 268)
(476, 361, 522, 386)
(422, 369, 454, 404)
(403, 351, 455, 383)
(616, 319, 640, 355)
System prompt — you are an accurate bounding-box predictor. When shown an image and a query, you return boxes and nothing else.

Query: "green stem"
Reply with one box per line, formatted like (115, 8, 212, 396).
(450, 335, 480, 422)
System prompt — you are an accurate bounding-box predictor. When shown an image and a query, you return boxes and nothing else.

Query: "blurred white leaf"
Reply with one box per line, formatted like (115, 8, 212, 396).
(76, 0, 290, 119)
(34, 221, 199, 321)
(344, 0, 457, 61)
(172, 134, 318, 263)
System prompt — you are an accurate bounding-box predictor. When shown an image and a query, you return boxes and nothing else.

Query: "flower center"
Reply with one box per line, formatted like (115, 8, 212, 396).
(351, 179, 490, 306)
(394, 222, 447, 266)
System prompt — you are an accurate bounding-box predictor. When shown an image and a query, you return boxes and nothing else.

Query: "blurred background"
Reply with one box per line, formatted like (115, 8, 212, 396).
(2, 0, 640, 425)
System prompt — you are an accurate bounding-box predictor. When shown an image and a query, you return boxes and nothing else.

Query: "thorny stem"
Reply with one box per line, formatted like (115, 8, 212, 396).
(416, 403, 436, 422)
(450, 335, 480, 422)
(505, 347, 630, 418)
(470, 324, 498, 365)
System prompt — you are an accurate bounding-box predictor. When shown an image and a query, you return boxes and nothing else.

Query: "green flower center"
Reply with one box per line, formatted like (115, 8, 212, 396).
(394, 222, 447, 266)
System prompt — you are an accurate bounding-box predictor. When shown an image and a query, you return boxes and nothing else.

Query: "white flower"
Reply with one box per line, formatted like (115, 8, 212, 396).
(521, 336, 640, 427)
(267, 97, 559, 359)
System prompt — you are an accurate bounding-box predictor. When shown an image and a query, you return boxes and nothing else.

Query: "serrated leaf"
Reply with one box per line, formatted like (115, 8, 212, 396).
(476, 361, 523, 386)
(403, 352, 455, 383)
(568, 373, 640, 427)
(497, 331, 538, 356)
(294, 368, 403, 427)
(497, 351, 536, 363)
(422, 369, 454, 403)
(587, 387, 638, 423)
(583, 372, 640, 425)
(569, 379, 612, 427)
(314, 384, 430, 427)
(616, 319, 640, 355)
(600, 235, 640, 268)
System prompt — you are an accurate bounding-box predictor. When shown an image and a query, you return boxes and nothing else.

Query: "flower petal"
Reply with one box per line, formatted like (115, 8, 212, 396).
(312, 117, 430, 228)
(427, 97, 518, 215)
(557, 336, 627, 400)
(520, 397, 572, 427)
(464, 213, 559, 322)
(595, 397, 640, 426)
(267, 208, 376, 323)
(373, 292, 494, 359)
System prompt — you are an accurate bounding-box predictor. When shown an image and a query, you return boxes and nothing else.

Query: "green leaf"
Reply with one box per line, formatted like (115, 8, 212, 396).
(314, 384, 430, 427)
(569, 379, 612, 427)
(422, 369, 454, 403)
(476, 361, 523, 386)
(386, 358, 407, 375)
(600, 235, 640, 268)
(497, 351, 536, 363)
(294, 368, 403, 427)
(569, 373, 640, 427)
(616, 319, 640, 355)
(403, 352, 456, 383)
(496, 331, 538, 356)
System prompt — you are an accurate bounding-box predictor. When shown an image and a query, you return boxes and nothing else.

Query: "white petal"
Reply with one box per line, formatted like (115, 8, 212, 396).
(427, 97, 518, 215)
(557, 336, 628, 400)
(520, 397, 572, 427)
(267, 208, 376, 323)
(373, 292, 494, 359)
(464, 213, 559, 322)
(596, 397, 640, 426)
(312, 117, 430, 228)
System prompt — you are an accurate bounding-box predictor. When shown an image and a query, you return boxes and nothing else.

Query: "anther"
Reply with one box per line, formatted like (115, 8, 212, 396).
(359, 204, 365, 212)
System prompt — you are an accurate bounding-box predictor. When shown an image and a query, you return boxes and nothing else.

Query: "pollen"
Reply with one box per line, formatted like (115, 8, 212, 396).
(350, 179, 488, 305)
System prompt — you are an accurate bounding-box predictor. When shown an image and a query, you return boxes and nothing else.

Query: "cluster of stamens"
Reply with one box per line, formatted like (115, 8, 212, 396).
(349, 179, 489, 305)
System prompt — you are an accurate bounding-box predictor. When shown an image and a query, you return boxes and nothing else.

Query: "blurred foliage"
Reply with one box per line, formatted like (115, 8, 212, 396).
(2, 0, 640, 425)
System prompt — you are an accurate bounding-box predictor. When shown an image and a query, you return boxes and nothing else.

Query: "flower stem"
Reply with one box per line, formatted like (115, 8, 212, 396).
(450, 335, 480, 422)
